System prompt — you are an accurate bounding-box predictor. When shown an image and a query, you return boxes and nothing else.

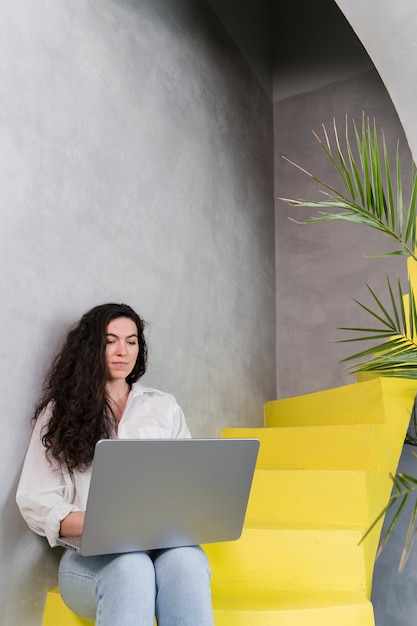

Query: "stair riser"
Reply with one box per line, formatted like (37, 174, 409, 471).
(213, 604, 374, 626)
(222, 426, 377, 470)
(264, 378, 415, 429)
(205, 529, 366, 594)
(246, 470, 369, 527)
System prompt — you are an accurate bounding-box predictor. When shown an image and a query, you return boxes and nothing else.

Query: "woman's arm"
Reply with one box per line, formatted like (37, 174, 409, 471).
(16, 410, 85, 546)
(60, 511, 85, 536)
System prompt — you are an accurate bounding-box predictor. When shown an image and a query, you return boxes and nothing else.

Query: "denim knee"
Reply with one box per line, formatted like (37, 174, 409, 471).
(154, 545, 212, 583)
(153, 546, 214, 626)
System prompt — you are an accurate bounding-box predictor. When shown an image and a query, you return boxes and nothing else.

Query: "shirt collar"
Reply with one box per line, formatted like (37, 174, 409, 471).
(130, 382, 157, 397)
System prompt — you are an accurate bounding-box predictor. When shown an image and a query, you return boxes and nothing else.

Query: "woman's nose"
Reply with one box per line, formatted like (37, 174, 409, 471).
(116, 342, 127, 355)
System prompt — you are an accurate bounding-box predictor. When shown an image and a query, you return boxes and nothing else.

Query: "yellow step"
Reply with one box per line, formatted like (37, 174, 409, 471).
(43, 586, 374, 626)
(223, 425, 377, 470)
(205, 527, 366, 594)
(213, 591, 374, 626)
(43, 588, 93, 626)
(264, 377, 415, 427)
(246, 469, 368, 528)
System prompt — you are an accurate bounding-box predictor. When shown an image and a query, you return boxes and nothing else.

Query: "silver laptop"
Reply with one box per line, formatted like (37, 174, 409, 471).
(57, 438, 259, 556)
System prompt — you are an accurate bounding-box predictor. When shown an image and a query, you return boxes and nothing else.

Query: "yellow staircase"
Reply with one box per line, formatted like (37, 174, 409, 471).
(43, 377, 415, 625)
(204, 376, 416, 625)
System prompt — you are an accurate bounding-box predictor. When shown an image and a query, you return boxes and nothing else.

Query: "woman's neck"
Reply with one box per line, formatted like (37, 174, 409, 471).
(106, 380, 131, 423)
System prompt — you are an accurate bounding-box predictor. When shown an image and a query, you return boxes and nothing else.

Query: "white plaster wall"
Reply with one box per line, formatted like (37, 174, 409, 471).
(335, 0, 417, 164)
(1, 1, 275, 623)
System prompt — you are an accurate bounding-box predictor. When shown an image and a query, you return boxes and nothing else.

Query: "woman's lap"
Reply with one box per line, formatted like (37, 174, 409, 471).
(59, 545, 213, 626)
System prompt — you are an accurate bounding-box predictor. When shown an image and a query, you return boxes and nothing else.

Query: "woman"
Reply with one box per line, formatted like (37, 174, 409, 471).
(16, 303, 214, 625)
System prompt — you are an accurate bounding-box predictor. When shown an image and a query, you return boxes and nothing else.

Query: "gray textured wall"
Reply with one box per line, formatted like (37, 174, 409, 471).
(274, 0, 373, 101)
(206, 0, 272, 95)
(273, 0, 409, 398)
(274, 70, 410, 398)
(2, 1, 275, 624)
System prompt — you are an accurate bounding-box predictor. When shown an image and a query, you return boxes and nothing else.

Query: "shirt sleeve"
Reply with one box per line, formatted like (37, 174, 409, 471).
(15, 409, 82, 547)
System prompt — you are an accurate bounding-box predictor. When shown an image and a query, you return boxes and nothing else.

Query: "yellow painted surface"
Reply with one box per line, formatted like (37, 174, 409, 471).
(45, 585, 374, 626)
(223, 424, 377, 470)
(264, 377, 414, 427)
(206, 527, 366, 594)
(218, 377, 414, 622)
(43, 587, 93, 626)
(408, 256, 417, 292)
(245, 469, 368, 528)
(213, 591, 374, 626)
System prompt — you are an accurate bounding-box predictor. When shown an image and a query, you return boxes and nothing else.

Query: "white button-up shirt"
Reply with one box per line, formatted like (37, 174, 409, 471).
(16, 383, 191, 547)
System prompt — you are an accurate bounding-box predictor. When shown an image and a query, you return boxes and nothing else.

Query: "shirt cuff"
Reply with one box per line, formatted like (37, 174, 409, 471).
(45, 503, 82, 548)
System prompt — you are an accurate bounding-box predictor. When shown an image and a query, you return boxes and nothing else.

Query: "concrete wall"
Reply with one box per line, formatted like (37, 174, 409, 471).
(2, 1, 275, 623)
(206, 0, 272, 95)
(273, 0, 410, 398)
(274, 70, 410, 398)
(274, 0, 373, 101)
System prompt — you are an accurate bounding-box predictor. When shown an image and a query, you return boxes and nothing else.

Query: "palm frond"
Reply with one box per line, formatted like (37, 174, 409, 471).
(337, 276, 417, 378)
(281, 116, 417, 261)
(361, 468, 417, 571)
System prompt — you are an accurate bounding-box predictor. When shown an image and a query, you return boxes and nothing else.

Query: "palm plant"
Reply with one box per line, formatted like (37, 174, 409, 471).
(281, 116, 417, 568)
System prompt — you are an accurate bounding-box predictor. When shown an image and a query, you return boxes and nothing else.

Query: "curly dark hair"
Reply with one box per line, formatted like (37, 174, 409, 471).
(33, 303, 148, 472)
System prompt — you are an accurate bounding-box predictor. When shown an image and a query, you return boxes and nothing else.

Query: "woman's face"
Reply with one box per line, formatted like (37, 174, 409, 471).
(105, 317, 139, 382)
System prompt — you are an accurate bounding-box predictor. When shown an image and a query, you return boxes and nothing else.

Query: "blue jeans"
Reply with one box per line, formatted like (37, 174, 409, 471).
(59, 546, 214, 626)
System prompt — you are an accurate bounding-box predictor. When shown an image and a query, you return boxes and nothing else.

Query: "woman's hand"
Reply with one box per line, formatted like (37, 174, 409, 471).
(60, 511, 85, 537)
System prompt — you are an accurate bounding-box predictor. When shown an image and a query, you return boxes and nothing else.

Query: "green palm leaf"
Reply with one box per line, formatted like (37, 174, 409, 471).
(361, 468, 417, 571)
(281, 116, 417, 261)
(339, 276, 417, 378)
